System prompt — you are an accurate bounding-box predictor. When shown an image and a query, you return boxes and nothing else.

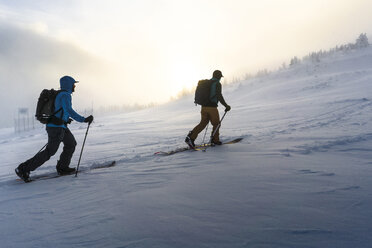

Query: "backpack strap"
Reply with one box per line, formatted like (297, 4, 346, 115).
(209, 80, 218, 103)
(48, 90, 65, 125)
(53, 108, 62, 115)
(52, 90, 64, 116)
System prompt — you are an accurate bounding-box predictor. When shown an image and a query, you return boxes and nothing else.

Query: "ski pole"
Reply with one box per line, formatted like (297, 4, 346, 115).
(201, 123, 209, 146)
(36, 143, 48, 155)
(75, 123, 91, 177)
(204, 111, 228, 152)
(209, 111, 227, 143)
(26, 142, 48, 169)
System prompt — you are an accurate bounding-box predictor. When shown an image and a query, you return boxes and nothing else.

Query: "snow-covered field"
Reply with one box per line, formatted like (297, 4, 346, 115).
(1, 48, 372, 248)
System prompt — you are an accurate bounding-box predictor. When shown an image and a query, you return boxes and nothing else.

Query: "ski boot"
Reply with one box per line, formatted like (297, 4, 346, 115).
(15, 164, 31, 183)
(211, 140, 222, 147)
(185, 131, 196, 149)
(56, 162, 76, 175)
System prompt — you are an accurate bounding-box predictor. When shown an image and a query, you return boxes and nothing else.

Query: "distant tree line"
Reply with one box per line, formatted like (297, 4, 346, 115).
(289, 33, 369, 67)
(231, 33, 371, 84)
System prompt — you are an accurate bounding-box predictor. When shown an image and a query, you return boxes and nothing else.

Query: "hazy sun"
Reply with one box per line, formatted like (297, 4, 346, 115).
(167, 58, 204, 97)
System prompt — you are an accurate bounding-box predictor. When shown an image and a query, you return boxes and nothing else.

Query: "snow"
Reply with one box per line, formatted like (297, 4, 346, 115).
(1, 48, 372, 247)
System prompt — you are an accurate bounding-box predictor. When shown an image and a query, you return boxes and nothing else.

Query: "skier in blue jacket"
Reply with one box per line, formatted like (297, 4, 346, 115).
(15, 76, 94, 182)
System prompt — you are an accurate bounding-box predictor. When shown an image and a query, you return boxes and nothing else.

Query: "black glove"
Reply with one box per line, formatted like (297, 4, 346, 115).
(84, 115, 94, 124)
(67, 118, 73, 124)
(225, 105, 231, 112)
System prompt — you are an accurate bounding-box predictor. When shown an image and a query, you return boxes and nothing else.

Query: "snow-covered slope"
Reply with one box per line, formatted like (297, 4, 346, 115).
(1, 48, 372, 248)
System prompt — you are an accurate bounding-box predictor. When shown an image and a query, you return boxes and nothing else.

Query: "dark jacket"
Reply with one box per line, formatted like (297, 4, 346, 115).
(203, 78, 228, 108)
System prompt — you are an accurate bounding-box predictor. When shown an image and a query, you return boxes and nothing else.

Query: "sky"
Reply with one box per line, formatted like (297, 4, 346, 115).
(1, 0, 372, 127)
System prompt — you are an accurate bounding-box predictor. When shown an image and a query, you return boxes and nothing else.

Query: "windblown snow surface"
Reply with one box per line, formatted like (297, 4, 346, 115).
(1, 48, 372, 248)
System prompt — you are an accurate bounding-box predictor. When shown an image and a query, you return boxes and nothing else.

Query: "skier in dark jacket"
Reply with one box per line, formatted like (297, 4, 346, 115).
(185, 70, 231, 148)
(15, 76, 94, 182)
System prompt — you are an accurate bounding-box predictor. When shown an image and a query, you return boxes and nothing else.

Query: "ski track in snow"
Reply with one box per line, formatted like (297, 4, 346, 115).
(1, 48, 372, 247)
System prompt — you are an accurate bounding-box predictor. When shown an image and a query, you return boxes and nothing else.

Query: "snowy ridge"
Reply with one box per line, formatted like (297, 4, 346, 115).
(1, 47, 372, 247)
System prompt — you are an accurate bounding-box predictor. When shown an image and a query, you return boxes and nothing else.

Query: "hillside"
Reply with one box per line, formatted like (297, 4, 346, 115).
(1, 47, 372, 247)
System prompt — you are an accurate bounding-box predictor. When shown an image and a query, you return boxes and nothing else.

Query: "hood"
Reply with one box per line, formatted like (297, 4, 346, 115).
(60, 76, 78, 93)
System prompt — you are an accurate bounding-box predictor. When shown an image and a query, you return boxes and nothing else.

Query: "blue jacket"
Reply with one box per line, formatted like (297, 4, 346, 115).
(47, 76, 85, 128)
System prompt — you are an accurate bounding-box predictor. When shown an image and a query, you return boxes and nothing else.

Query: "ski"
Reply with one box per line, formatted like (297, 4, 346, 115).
(17, 161, 116, 183)
(154, 137, 243, 156)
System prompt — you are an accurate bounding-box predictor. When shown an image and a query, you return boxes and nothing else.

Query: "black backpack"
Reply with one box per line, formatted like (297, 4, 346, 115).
(194, 79, 215, 105)
(35, 89, 63, 124)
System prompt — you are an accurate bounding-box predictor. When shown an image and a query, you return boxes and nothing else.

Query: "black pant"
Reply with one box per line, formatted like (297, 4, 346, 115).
(21, 127, 77, 172)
